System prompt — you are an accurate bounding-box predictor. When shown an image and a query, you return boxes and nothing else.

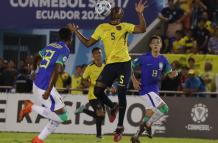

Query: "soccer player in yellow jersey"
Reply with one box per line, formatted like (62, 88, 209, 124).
(68, 0, 148, 141)
(74, 47, 106, 141)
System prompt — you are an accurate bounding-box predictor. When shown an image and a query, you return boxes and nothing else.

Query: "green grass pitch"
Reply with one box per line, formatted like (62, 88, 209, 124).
(0, 132, 218, 143)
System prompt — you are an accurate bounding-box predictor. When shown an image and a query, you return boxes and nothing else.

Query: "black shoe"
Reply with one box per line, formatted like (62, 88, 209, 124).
(130, 136, 140, 143)
(113, 126, 124, 142)
(144, 126, 152, 138)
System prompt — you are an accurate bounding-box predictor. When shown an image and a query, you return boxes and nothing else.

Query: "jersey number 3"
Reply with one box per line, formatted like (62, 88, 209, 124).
(40, 50, 55, 69)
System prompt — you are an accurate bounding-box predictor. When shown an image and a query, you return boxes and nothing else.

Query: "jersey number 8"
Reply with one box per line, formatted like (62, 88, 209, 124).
(152, 70, 158, 77)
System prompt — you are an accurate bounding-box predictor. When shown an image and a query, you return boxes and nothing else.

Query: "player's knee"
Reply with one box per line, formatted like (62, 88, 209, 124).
(145, 109, 154, 117)
(159, 104, 169, 114)
(94, 86, 105, 98)
(96, 106, 105, 117)
(58, 111, 69, 122)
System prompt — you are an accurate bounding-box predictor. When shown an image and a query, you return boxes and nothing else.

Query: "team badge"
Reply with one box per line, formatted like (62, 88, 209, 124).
(116, 26, 122, 30)
(63, 56, 67, 62)
(159, 62, 163, 70)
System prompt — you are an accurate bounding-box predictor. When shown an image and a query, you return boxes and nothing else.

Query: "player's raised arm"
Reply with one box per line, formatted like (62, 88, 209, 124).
(133, 0, 148, 33)
(67, 23, 98, 48)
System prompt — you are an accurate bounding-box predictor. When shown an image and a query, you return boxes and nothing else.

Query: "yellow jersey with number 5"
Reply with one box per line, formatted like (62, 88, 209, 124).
(91, 23, 135, 64)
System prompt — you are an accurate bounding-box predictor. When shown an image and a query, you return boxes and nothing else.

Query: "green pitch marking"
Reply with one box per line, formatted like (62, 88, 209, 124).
(0, 132, 218, 143)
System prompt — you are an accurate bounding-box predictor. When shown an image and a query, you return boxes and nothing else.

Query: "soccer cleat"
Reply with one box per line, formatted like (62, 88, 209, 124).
(113, 126, 124, 142)
(32, 136, 44, 143)
(18, 100, 33, 122)
(130, 136, 140, 143)
(109, 102, 119, 123)
(144, 126, 152, 139)
(96, 136, 104, 142)
(74, 105, 86, 115)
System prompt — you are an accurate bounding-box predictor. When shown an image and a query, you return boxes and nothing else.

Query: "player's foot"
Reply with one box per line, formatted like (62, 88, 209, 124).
(109, 102, 119, 123)
(96, 136, 104, 142)
(31, 136, 44, 143)
(130, 136, 140, 143)
(74, 105, 86, 115)
(113, 126, 124, 142)
(18, 100, 33, 122)
(144, 126, 152, 138)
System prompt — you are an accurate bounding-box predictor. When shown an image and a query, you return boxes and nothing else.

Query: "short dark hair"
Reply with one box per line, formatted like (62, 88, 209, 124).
(75, 65, 81, 69)
(176, 30, 184, 36)
(58, 28, 72, 41)
(149, 35, 162, 44)
(188, 57, 195, 63)
(92, 47, 101, 54)
(110, 6, 124, 20)
(81, 64, 87, 68)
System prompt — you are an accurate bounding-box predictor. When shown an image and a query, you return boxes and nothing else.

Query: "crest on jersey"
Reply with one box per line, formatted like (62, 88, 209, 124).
(63, 56, 67, 62)
(116, 26, 122, 30)
(159, 62, 163, 70)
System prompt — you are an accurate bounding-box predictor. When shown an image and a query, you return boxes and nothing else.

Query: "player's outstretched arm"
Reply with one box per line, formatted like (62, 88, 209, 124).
(133, 0, 148, 33)
(67, 23, 97, 47)
(131, 59, 141, 90)
(43, 63, 63, 100)
(31, 53, 42, 80)
(167, 71, 178, 79)
(131, 72, 142, 91)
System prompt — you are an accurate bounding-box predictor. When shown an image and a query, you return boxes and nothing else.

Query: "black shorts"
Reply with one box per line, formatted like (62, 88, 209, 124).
(96, 61, 131, 87)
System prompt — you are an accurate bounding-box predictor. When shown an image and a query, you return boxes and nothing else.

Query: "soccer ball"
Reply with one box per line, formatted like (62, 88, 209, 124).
(95, 0, 111, 17)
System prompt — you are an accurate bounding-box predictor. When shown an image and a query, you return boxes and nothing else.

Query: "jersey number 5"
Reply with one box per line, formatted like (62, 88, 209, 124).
(111, 32, 115, 40)
(40, 50, 55, 69)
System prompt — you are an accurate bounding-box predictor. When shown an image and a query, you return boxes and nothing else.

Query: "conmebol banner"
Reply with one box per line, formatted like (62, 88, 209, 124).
(0, 0, 164, 29)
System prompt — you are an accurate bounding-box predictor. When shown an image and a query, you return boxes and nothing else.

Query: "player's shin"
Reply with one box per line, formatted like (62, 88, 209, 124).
(117, 86, 127, 127)
(133, 115, 150, 138)
(146, 104, 169, 127)
(38, 120, 60, 140)
(32, 105, 69, 123)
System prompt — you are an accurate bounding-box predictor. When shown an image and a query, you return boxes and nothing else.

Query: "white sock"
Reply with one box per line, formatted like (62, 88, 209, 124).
(146, 108, 164, 127)
(32, 105, 62, 122)
(38, 120, 60, 140)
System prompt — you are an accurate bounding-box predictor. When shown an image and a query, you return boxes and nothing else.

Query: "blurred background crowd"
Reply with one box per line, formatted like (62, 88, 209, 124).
(1, 54, 218, 97)
(159, 0, 218, 54)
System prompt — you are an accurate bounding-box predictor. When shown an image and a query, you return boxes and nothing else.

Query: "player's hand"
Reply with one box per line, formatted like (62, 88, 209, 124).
(42, 90, 50, 100)
(169, 71, 178, 78)
(111, 87, 117, 94)
(31, 71, 36, 80)
(67, 23, 79, 32)
(135, 0, 149, 14)
(133, 80, 142, 90)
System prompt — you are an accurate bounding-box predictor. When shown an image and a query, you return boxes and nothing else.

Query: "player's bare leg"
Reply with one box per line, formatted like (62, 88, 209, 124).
(131, 103, 169, 143)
